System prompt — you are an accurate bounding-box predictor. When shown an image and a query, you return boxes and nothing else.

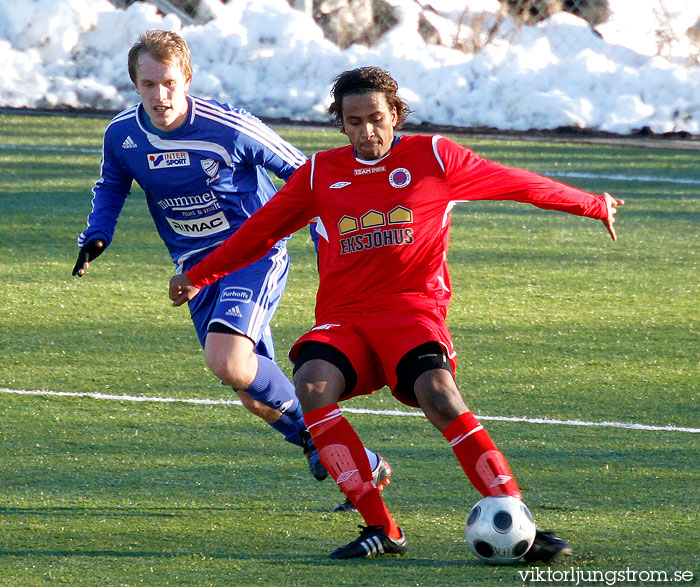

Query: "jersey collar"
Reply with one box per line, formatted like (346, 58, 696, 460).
(353, 135, 402, 165)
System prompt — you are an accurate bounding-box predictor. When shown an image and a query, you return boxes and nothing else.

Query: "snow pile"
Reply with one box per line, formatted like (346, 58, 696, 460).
(0, 0, 699, 134)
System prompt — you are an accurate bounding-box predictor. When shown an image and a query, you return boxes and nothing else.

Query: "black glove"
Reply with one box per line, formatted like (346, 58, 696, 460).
(72, 239, 106, 276)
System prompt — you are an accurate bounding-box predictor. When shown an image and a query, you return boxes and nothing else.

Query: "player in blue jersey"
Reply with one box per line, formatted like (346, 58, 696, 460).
(72, 30, 391, 504)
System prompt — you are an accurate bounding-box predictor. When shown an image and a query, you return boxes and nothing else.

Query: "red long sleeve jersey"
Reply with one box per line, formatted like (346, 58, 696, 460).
(187, 135, 608, 318)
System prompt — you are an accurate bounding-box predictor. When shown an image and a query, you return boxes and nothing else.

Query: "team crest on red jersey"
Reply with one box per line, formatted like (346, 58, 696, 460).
(389, 167, 411, 188)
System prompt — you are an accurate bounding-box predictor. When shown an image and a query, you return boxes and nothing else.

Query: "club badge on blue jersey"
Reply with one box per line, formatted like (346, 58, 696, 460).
(201, 158, 219, 177)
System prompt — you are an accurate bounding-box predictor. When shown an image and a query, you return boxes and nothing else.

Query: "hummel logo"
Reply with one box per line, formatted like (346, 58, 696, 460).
(278, 399, 295, 413)
(225, 306, 242, 318)
(490, 475, 512, 487)
(329, 181, 351, 189)
(121, 136, 137, 149)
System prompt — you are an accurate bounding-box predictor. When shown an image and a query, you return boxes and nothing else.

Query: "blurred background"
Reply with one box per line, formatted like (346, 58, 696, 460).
(1, 0, 699, 134)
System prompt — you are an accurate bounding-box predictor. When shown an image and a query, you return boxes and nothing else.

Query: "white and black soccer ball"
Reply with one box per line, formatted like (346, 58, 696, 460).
(465, 495, 536, 564)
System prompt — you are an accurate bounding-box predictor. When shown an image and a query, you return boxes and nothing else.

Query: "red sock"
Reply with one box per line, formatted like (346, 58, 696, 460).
(305, 405, 401, 538)
(443, 411, 521, 499)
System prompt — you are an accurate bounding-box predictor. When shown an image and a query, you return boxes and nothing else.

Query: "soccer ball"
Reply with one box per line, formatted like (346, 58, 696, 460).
(465, 495, 536, 564)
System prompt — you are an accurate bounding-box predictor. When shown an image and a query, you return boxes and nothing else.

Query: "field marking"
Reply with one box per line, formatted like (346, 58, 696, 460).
(1, 144, 698, 186)
(544, 170, 699, 185)
(0, 144, 101, 154)
(1, 387, 697, 434)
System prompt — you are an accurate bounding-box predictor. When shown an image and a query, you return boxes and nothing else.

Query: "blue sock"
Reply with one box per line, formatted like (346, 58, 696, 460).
(268, 403, 306, 447)
(245, 355, 381, 460)
(365, 448, 379, 471)
(245, 355, 306, 447)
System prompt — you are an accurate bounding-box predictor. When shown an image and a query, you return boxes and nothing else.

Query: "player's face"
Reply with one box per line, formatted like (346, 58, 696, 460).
(134, 52, 191, 132)
(341, 92, 398, 160)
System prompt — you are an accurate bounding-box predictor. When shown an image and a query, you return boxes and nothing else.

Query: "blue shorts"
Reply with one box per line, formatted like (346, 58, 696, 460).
(185, 244, 289, 360)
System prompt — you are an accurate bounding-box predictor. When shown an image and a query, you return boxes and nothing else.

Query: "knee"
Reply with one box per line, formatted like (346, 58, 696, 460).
(204, 332, 257, 390)
(206, 353, 256, 390)
(414, 371, 468, 430)
(293, 359, 345, 413)
(292, 374, 323, 412)
(427, 387, 464, 417)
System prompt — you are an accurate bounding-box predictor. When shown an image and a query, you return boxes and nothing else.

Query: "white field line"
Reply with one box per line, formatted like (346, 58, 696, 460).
(544, 170, 699, 185)
(1, 144, 698, 185)
(2, 144, 696, 431)
(0, 144, 101, 154)
(1, 387, 698, 434)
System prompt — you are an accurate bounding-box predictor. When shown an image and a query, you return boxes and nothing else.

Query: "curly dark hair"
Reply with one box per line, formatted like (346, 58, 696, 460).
(328, 66, 411, 132)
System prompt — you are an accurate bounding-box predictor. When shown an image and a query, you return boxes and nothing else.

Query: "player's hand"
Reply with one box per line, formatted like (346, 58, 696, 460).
(601, 192, 624, 241)
(72, 239, 106, 276)
(170, 274, 200, 307)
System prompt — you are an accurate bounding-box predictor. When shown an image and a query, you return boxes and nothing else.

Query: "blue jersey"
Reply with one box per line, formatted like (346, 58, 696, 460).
(79, 96, 307, 267)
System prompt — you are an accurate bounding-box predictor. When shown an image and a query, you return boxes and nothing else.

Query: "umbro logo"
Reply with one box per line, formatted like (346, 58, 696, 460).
(121, 136, 137, 149)
(490, 475, 512, 487)
(329, 181, 351, 189)
(336, 469, 358, 484)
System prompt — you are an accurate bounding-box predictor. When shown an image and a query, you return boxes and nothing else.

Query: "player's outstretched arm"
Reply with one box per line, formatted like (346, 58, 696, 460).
(170, 274, 200, 307)
(72, 239, 106, 276)
(601, 192, 625, 241)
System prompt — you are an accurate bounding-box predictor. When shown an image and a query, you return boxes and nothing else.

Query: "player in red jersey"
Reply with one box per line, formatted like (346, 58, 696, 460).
(170, 67, 623, 561)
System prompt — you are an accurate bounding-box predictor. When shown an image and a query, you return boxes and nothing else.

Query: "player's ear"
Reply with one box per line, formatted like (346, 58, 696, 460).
(390, 106, 398, 128)
(184, 77, 192, 92)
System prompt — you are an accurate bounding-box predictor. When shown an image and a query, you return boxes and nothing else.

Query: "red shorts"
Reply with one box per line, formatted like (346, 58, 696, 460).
(289, 296, 457, 407)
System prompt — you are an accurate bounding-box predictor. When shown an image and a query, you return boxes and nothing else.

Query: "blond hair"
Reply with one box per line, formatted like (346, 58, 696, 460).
(127, 29, 192, 84)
